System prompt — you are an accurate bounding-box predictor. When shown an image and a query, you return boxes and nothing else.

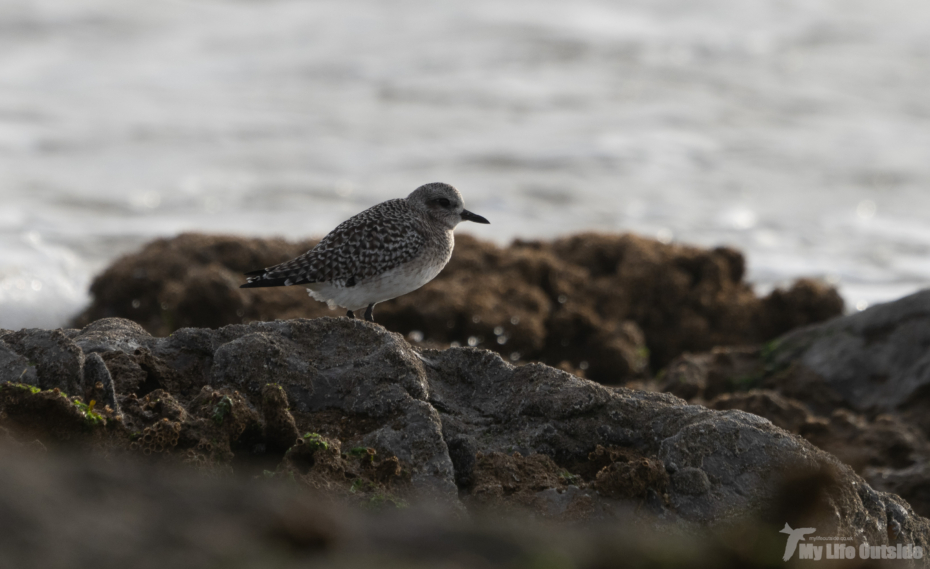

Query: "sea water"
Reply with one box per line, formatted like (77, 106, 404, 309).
(2, 0, 929, 329)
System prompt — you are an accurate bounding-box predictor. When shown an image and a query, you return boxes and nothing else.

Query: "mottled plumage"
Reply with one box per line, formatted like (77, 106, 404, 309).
(241, 182, 489, 322)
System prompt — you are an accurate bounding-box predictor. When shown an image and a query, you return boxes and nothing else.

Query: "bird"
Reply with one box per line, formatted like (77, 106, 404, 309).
(240, 182, 489, 322)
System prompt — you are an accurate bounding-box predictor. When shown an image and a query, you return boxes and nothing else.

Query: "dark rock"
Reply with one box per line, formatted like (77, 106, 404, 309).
(260, 384, 300, 453)
(800, 410, 928, 472)
(445, 435, 478, 488)
(593, 454, 668, 500)
(73, 317, 154, 355)
(186, 387, 263, 459)
(0, 316, 926, 546)
(647, 290, 930, 519)
(73, 233, 320, 332)
(769, 289, 930, 415)
(11, 440, 925, 569)
(101, 347, 184, 399)
(421, 343, 925, 537)
(83, 352, 120, 416)
(143, 318, 452, 502)
(0, 340, 37, 387)
(100, 351, 148, 396)
(1, 329, 84, 394)
(756, 278, 846, 339)
(466, 451, 565, 515)
(672, 467, 711, 496)
(72, 232, 844, 384)
(659, 346, 764, 402)
(210, 332, 316, 400)
(709, 389, 811, 433)
(866, 462, 930, 523)
(533, 486, 604, 521)
(166, 264, 250, 330)
(688, 386, 930, 520)
(0, 383, 106, 444)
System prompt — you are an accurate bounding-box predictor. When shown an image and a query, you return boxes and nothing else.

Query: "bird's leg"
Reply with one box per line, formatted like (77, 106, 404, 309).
(364, 303, 375, 322)
(346, 310, 355, 319)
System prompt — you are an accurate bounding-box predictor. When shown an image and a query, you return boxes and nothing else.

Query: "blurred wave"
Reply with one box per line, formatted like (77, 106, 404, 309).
(2, 0, 929, 328)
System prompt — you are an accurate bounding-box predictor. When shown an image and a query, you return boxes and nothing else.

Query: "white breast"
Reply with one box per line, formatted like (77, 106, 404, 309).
(306, 233, 453, 311)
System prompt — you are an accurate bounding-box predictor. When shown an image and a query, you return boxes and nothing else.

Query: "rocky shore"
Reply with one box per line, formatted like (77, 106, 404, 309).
(73, 232, 843, 382)
(2, 232, 929, 567)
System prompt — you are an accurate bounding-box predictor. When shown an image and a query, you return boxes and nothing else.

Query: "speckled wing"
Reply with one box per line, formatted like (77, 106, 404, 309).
(241, 199, 426, 288)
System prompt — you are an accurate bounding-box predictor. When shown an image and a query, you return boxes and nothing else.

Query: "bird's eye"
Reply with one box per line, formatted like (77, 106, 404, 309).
(437, 198, 451, 208)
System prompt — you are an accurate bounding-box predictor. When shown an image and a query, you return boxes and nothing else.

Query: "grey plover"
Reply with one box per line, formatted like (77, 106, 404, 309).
(240, 182, 489, 322)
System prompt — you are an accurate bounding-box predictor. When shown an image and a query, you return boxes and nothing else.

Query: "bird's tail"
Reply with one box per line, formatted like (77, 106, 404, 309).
(240, 269, 289, 288)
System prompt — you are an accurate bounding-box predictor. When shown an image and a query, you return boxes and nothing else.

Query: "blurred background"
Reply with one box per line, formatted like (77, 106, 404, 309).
(1, 0, 929, 330)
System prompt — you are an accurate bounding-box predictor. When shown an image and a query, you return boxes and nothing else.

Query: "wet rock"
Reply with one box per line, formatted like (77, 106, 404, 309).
(261, 384, 300, 453)
(82, 352, 120, 416)
(12, 441, 920, 569)
(533, 485, 605, 522)
(593, 454, 668, 500)
(0, 316, 926, 544)
(463, 444, 672, 521)
(1, 329, 84, 394)
(164, 264, 250, 331)
(547, 234, 842, 369)
(422, 345, 925, 538)
(701, 388, 930, 518)
(72, 317, 154, 356)
(659, 346, 764, 402)
(135, 417, 183, 456)
(73, 233, 322, 333)
(279, 433, 344, 488)
(0, 425, 46, 454)
(708, 390, 811, 433)
(131, 348, 187, 397)
(671, 467, 711, 496)
(356, 398, 453, 503)
(0, 442, 343, 569)
(756, 278, 847, 339)
(866, 463, 930, 523)
(0, 383, 106, 444)
(99, 347, 184, 399)
(99, 351, 148, 396)
(646, 290, 930, 518)
(179, 386, 263, 464)
(72, 232, 844, 384)
(0, 340, 37, 387)
(761, 362, 847, 416)
(197, 318, 450, 499)
(121, 389, 189, 435)
(445, 435, 478, 488)
(210, 332, 317, 398)
(768, 288, 930, 415)
(277, 435, 410, 506)
(119, 386, 263, 465)
(466, 451, 565, 514)
(803, 411, 929, 473)
(117, 317, 453, 502)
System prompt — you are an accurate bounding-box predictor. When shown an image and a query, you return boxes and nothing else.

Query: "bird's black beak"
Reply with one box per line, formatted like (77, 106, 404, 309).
(460, 209, 490, 224)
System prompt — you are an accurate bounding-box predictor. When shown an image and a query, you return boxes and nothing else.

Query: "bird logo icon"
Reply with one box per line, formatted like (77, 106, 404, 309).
(781, 523, 817, 561)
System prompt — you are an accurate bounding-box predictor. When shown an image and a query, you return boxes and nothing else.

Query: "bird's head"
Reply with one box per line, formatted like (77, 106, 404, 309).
(407, 182, 490, 230)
